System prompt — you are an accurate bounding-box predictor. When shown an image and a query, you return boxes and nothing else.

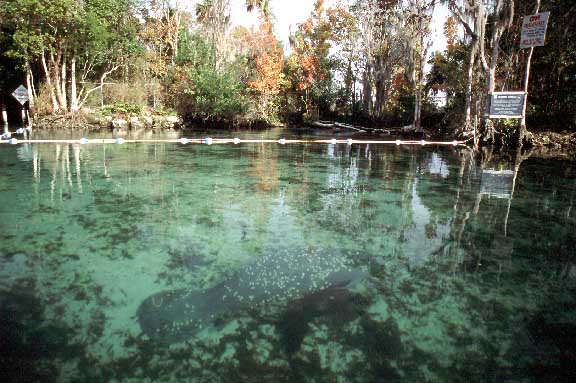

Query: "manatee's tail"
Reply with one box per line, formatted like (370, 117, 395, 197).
(137, 288, 216, 343)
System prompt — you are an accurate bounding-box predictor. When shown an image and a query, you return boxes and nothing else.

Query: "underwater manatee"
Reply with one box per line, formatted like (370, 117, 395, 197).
(138, 247, 366, 343)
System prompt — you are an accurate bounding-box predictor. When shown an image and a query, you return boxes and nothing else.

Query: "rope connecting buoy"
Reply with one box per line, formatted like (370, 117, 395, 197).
(0, 126, 32, 141)
(0, 136, 471, 147)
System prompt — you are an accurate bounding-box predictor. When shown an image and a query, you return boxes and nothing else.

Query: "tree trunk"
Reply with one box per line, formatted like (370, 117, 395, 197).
(483, 1, 502, 144)
(464, 39, 478, 131)
(52, 48, 67, 111)
(450, 0, 487, 134)
(374, 78, 383, 117)
(362, 62, 372, 115)
(412, 57, 419, 129)
(374, 61, 392, 118)
(482, 0, 515, 145)
(60, 51, 67, 110)
(520, 0, 541, 144)
(352, 75, 356, 115)
(413, 35, 430, 131)
(25, 59, 35, 114)
(70, 55, 79, 113)
(41, 48, 60, 113)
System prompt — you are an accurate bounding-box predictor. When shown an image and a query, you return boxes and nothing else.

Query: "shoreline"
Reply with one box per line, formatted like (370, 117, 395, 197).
(4, 113, 576, 155)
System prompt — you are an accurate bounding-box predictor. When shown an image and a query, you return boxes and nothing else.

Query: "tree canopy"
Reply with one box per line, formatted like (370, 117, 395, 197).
(0, 0, 573, 136)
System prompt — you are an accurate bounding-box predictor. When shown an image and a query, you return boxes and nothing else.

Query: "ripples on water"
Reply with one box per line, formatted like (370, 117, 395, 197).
(0, 131, 575, 383)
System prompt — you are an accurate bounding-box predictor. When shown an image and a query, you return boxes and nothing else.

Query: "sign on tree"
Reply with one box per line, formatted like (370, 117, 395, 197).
(520, 12, 550, 49)
(12, 85, 29, 106)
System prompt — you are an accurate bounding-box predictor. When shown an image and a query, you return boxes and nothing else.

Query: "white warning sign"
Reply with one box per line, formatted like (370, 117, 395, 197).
(12, 85, 29, 105)
(520, 12, 550, 49)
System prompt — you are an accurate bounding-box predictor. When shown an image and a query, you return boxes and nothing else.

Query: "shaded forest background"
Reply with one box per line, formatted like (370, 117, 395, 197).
(0, 0, 574, 138)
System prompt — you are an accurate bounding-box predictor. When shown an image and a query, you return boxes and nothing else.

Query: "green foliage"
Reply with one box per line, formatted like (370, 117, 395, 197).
(494, 118, 518, 131)
(101, 103, 143, 116)
(1, 0, 572, 130)
(152, 107, 177, 116)
(0, 0, 143, 113)
(166, 29, 248, 120)
(180, 65, 248, 119)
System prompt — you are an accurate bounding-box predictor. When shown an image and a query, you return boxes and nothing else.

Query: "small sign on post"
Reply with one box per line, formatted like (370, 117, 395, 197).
(488, 92, 526, 119)
(12, 85, 29, 105)
(520, 11, 550, 48)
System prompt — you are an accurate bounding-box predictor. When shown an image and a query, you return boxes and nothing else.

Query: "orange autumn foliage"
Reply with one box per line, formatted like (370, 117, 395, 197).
(247, 16, 284, 97)
(296, 54, 323, 91)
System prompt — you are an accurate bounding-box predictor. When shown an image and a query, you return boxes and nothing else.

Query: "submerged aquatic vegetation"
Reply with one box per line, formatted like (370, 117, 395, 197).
(0, 139, 575, 382)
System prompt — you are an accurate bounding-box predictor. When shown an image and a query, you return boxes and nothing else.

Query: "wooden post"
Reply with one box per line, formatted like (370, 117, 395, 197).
(1, 104, 7, 125)
(519, 0, 541, 146)
(26, 108, 32, 128)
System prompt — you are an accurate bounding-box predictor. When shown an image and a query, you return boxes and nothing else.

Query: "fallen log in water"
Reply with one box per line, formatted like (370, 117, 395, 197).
(309, 120, 366, 132)
(365, 127, 393, 135)
(334, 122, 366, 132)
(310, 121, 335, 128)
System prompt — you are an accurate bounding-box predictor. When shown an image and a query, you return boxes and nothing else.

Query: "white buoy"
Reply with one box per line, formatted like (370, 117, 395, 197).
(233, 138, 241, 144)
(204, 137, 213, 145)
(115, 137, 125, 145)
(278, 138, 286, 145)
(330, 138, 337, 145)
(346, 138, 353, 145)
(395, 139, 401, 145)
(180, 137, 189, 144)
(8, 138, 18, 145)
(452, 140, 458, 146)
(79, 138, 89, 144)
(420, 139, 426, 145)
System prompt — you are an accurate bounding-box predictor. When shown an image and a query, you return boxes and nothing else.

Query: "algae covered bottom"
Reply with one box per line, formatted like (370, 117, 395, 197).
(0, 134, 575, 383)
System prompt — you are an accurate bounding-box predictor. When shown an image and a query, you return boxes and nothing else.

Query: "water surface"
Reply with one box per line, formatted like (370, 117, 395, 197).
(1, 131, 575, 383)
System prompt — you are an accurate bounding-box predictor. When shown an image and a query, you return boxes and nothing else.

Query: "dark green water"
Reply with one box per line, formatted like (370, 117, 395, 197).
(1, 131, 575, 383)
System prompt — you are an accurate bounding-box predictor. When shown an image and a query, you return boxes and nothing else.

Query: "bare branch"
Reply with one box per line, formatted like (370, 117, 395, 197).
(77, 65, 121, 110)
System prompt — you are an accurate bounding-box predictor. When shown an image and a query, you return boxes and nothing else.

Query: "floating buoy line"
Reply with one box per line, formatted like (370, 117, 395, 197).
(0, 135, 470, 147)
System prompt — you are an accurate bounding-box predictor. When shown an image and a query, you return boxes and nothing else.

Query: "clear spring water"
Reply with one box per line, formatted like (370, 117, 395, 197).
(0, 131, 575, 383)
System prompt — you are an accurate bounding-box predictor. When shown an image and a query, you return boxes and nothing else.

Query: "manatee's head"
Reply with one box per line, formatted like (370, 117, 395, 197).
(324, 266, 367, 289)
